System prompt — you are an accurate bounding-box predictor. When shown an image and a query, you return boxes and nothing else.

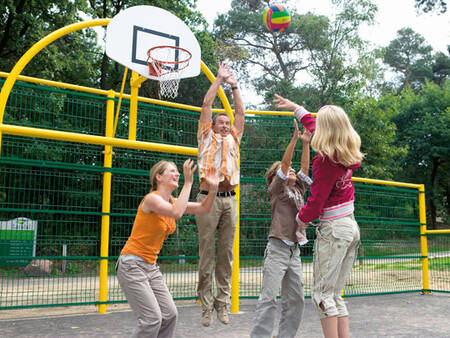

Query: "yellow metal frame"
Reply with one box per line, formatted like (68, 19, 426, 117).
(0, 18, 442, 315)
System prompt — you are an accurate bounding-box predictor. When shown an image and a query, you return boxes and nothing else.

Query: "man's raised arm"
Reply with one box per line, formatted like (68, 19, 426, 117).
(226, 70, 245, 135)
(200, 62, 230, 123)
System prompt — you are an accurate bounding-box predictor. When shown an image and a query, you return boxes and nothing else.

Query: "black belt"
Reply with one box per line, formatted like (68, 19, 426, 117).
(200, 190, 236, 197)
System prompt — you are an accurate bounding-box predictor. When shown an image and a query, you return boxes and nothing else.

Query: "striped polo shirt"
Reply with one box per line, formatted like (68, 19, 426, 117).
(197, 121, 242, 186)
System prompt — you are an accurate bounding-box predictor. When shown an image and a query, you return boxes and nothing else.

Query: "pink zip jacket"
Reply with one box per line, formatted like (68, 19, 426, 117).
(294, 107, 361, 223)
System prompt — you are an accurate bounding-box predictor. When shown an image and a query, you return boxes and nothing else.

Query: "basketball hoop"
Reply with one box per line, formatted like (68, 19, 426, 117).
(147, 46, 192, 99)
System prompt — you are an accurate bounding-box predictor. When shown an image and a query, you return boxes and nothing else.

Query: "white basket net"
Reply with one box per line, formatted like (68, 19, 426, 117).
(158, 72, 181, 99)
(147, 46, 191, 99)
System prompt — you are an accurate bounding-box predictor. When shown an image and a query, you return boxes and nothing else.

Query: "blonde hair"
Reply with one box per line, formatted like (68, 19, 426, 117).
(311, 105, 364, 166)
(149, 160, 177, 191)
(265, 161, 281, 185)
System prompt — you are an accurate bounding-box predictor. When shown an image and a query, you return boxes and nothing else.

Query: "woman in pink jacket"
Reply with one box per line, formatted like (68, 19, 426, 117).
(274, 94, 364, 338)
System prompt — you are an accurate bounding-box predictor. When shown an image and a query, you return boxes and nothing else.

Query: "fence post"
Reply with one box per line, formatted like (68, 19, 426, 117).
(419, 184, 430, 293)
(98, 90, 115, 313)
(129, 71, 146, 141)
(231, 183, 240, 314)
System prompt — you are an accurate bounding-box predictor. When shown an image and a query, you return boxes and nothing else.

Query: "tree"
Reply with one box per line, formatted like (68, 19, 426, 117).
(0, 0, 102, 87)
(345, 96, 407, 180)
(431, 47, 450, 87)
(383, 28, 433, 90)
(415, 0, 447, 13)
(213, 0, 380, 109)
(391, 80, 450, 227)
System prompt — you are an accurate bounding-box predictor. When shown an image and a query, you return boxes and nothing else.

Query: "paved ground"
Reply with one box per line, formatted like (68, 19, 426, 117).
(1, 292, 449, 337)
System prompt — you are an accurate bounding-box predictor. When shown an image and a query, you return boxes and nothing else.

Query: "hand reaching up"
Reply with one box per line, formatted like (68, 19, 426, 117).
(204, 167, 219, 192)
(217, 62, 232, 82)
(182, 159, 197, 185)
(292, 119, 301, 140)
(300, 128, 312, 144)
(274, 94, 299, 111)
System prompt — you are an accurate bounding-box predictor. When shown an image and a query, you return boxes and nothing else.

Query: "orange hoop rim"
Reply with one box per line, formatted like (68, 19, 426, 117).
(147, 45, 192, 66)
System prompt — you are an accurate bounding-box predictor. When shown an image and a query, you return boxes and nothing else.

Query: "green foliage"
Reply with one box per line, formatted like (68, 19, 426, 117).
(391, 80, 450, 225)
(415, 0, 447, 13)
(346, 95, 408, 179)
(383, 28, 433, 90)
(0, 0, 102, 87)
(0, 0, 216, 104)
(213, 0, 380, 107)
(431, 50, 450, 87)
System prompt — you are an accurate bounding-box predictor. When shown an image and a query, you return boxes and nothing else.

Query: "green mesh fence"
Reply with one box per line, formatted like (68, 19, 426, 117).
(0, 78, 448, 310)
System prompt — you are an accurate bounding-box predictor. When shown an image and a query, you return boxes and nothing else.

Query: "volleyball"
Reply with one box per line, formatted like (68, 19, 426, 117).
(263, 4, 291, 33)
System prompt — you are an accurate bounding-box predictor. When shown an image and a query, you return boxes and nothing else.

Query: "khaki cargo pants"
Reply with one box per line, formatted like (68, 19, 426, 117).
(250, 238, 305, 338)
(195, 193, 238, 311)
(116, 257, 178, 337)
(312, 213, 360, 319)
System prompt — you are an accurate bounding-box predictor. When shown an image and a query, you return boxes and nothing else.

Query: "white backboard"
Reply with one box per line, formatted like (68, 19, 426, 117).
(106, 6, 201, 80)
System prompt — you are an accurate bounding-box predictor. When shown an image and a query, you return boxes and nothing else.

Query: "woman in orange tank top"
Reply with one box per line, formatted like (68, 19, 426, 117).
(116, 159, 218, 338)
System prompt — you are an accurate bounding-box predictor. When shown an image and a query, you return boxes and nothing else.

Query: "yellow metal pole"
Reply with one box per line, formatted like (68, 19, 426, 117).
(200, 61, 240, 313)
(232, 162, 241, 314)
(0, 71, 111, 96)
(113, 68, 129, 137)
(424, 229, 450, 234)
(129, 72, 147, 141)
(418, 184, 430, 293)
(98, 90, 115, 313)
(352, 176, 421, 189)
(0, 124, 198, 156)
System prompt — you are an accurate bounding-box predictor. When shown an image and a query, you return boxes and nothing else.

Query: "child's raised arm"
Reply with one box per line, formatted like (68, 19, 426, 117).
(280, 120, 301, 176)
(274, 94, 316, 134)
(300, 129, 312, 176)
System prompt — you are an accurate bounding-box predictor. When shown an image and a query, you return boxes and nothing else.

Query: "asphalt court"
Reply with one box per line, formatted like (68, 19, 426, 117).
(1, 293, 449, 337)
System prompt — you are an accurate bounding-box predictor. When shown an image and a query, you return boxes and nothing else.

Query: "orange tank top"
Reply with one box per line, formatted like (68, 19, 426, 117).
(121, 191, 176, 264)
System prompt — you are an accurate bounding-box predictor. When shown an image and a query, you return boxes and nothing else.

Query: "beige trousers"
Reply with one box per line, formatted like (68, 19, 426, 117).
(312, 214, 360, 319)
(195, 193, 238, 311)
(250, 238, 305, 338)
(116, 257, 178, 337)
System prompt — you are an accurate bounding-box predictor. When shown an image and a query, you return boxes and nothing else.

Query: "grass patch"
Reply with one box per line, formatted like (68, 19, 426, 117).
(158, 262, 199, 273)
(429, 257, 450, 271)
(356, 257, 450, 271)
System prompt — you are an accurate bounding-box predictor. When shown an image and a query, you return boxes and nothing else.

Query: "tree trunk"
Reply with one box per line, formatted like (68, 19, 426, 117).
(428, 156, 440, 229)
(100, 52, 109, 90)
(428, 198, 437, 229)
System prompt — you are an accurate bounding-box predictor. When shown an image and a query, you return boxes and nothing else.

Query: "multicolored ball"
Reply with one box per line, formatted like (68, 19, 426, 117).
(263, 4, 291, 33)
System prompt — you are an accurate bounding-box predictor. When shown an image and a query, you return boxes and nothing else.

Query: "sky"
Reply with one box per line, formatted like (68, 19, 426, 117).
(195, 0, 449, 106)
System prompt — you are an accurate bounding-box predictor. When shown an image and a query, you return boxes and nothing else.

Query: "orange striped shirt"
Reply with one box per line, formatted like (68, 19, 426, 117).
(121, 191, 176, 264)
(197, 121, 242, 186)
